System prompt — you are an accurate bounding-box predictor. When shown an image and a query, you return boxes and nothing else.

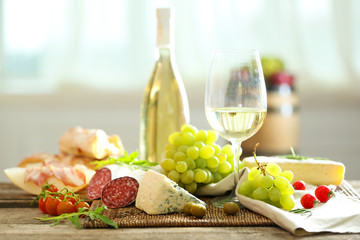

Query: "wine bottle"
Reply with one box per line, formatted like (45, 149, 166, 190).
(139, 8, 190, 163)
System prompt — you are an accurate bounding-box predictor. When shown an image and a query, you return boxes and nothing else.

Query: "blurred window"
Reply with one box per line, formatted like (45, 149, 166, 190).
(0, 0, 359, 94)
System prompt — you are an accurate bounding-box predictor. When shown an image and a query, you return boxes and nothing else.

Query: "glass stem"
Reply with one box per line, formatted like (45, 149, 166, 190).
(230, 141, 242, 187)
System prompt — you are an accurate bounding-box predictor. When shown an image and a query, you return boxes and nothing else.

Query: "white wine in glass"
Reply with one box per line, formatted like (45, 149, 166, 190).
(205, 50, 267, 207)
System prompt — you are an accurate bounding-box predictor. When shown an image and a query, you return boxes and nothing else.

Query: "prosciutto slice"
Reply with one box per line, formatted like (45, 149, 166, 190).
(25, 165, 86, 187)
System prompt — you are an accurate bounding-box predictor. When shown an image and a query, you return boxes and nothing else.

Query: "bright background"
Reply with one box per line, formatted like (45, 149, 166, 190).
(0, 0, 359, 181)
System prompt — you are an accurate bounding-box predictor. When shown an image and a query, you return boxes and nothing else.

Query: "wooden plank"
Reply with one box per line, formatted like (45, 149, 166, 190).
(3, 224, 360, 240)
(0, 207, 359, 240)
(0, 183, 90, 208)
(0, 183, 35, 208)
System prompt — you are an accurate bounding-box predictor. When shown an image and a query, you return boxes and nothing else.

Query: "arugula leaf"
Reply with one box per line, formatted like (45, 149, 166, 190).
(34, 206, 118, 229)
(96, 214, 118, 229)
(71, 216, 81, 229)
(90, 150, 157, 171)
(94, 206, 106, 214)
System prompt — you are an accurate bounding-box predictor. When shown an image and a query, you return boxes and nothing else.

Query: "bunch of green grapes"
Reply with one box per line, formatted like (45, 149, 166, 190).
(238, 162, 295, 210)
(160, 124, 239, 194)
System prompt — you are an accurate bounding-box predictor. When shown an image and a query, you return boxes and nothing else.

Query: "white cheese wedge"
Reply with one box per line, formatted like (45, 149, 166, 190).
(242, 156, 345, 186)
(135, 170, 205, 215)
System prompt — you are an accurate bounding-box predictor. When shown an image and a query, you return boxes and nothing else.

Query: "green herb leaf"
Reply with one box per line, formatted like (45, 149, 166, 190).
(71, 216, 82, 229)
(278, 147, 327, 160)
(90, 150, 157, 171)
(278, 155, 327, 160)
(94, 206, 106, 214)
(50, 222, 58, 227)
(290, 208, 312, 216)
(34, 206, 118, 229)
(96, 214, 118, 229)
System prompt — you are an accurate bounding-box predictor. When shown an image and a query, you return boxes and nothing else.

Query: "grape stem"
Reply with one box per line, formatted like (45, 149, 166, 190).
(253, 143, 266, 176)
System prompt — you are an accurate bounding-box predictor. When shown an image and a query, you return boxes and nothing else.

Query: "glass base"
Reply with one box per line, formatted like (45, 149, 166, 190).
(210, 189, 244, 208)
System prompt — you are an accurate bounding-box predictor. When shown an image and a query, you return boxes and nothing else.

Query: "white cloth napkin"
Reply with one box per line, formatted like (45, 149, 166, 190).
(196, 173, 235, 196)
(235, 168, 360, 235)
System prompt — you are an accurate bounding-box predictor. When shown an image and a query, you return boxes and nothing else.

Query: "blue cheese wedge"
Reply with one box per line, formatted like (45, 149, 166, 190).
(242, 156, 345, 186)
(135, 170, 205, 214)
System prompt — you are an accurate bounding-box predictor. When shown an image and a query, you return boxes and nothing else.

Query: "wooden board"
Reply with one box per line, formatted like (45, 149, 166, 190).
(0, 183, 90, 208)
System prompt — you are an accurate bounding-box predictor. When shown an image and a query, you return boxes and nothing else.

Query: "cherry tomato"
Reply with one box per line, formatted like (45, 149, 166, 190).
(57, 201, 76, 215)
(75, 201, 90, 212)
(315, 185, 334, 203)
(300, 193, 318, 209)
(45, 197, 61, 216)
(292, 180, 306, 190)
(60, 193, 79, 205)
(47, 184, 59, 193)
(38, 198, 48, 214)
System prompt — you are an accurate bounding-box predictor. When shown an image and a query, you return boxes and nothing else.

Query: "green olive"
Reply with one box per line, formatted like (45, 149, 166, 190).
(190, 203, 207, 218)
(223, 202, 240, 215)
(183, 202, 195, 215)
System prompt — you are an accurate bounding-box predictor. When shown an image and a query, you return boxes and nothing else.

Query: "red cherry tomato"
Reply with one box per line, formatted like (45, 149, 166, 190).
(60, 193, 79, 205)
(315, 185, 334, 203)
(292, 180, 306, 190)
(57, 201, 76, 215)
(300, 194, 318, 209)
(45, 197, 61, 216)
(75, 201, 90, 212)
(38, 198, 48, 214)
(47, 184, 59, 193)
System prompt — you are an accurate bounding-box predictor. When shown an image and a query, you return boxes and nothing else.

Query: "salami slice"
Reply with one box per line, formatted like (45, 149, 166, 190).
(101, 177, 139, 208)
(87, 167, 112, 200)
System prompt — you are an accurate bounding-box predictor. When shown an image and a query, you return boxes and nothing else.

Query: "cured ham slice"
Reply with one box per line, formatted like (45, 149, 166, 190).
(59, 127, 125, 159)
(24, 165, 86, 187)
(50, 165, 87, 187)
(4, 153, 96, 195)
(24, 167, 52, 186)
(4, 167, 95, 195)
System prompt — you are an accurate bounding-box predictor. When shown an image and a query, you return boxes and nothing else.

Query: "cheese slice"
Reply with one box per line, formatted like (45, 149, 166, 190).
(242, 156, 345, 186)
(135, 170, 205, 215)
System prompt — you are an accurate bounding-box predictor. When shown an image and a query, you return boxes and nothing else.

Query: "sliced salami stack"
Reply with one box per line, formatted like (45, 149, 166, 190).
(87, 165, 141, 208)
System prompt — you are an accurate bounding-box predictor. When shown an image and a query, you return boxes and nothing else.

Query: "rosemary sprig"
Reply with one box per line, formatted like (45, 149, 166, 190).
(290, 208, 312, 217)
(34, 206, 118, 229)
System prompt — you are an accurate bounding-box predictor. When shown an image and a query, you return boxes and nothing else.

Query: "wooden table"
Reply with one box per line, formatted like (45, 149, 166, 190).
(1, 181, 359, 240)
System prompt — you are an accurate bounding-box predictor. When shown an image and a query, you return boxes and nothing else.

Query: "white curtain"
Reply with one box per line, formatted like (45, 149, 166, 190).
(2, 0, 360, 94)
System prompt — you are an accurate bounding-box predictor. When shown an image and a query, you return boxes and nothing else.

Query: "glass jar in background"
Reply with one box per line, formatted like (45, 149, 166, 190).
(242, 71, 299, 156)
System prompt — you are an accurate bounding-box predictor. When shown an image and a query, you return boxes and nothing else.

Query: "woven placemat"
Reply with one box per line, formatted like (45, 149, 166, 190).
(83, 198, 275, 228)
(83, 180, 360, 228)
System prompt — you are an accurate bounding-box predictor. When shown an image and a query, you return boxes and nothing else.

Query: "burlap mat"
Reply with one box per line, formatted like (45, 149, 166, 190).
(83, 180, 359, 228)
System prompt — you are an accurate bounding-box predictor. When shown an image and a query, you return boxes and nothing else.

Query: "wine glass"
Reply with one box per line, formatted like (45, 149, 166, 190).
(205, 49, 267, 207)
